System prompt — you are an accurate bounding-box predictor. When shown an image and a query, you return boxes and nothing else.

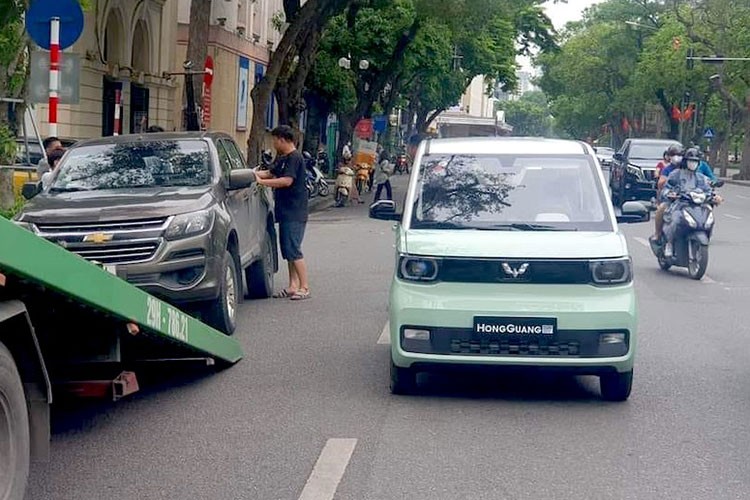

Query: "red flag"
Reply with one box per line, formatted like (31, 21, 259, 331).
(683, 104, 695, 121)
(672, 106, 682, 121)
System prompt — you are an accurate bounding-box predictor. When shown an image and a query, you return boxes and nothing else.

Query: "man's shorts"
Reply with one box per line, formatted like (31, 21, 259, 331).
(279, 221, 306, 262)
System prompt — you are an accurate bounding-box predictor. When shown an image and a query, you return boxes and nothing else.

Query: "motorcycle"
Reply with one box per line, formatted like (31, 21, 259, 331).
(355, 163, 372, 195)
(303, 151, 329, 197)
(317, 150, 330, 175)
(395, 154, 409, 175)
(649, 182, 723, 280)
(334, 166, 355, 207)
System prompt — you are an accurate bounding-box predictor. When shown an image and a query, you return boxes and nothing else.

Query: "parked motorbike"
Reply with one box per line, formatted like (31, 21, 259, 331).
(317, 150, 330, 174)
(649, 184, 722, 280)
(334, 166, 356, 207)
(303, 151, 329, 197)
(355, 163, 371, 195)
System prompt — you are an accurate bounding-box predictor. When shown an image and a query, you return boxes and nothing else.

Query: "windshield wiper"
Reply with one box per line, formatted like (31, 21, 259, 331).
(49, 186, 89, 193)
(412, 220, 477, 230)
(484, 223, 576, 231)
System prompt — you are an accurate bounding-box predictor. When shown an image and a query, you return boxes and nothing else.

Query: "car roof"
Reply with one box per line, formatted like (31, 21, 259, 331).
(626, 138, 681, 144)
(421, 137, 590, 156)
(69, 131, 230, 148)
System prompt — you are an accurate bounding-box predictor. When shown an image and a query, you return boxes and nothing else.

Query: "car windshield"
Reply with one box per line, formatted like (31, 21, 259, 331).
(629, 142, 679, 159)
(597, 148, 614, 155)
(50, 140, 211, 191)
(410, 153, 612, 231)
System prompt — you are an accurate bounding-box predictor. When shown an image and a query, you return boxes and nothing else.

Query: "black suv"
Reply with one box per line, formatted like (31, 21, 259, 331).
(16, 132, 278, 335)
(610, 138, 681, 208)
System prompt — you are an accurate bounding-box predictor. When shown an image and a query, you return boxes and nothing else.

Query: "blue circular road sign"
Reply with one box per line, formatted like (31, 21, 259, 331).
(26, 0, 84, 51)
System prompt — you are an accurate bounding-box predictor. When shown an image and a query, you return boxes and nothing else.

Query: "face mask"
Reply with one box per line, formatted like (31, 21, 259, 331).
(687, 160, 699, 171)
(671, 155, 683, 165)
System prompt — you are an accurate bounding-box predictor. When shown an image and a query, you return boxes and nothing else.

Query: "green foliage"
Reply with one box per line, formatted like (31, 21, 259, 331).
(498, 92, 554, 137)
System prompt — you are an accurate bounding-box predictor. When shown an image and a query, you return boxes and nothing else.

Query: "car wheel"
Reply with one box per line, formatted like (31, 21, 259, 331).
(202, 250, 240, 335)
(600, 370, 633, 402)
(390, 358, 417, 395)
(246, 232, 275, 299)
(0, 341, 30, 500)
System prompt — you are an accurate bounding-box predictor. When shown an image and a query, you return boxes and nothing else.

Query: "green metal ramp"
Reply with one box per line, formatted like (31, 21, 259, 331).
(0, 216, 243, 365)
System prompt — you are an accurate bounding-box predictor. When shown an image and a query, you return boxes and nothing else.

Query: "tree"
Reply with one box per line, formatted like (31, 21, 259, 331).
(184, 0, 212, 129)
(498, 92, 554, 137)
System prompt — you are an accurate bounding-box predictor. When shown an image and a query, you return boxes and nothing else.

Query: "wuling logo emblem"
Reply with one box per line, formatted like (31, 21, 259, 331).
(501, 262, 529, 278)
(83, 233, 114, 244)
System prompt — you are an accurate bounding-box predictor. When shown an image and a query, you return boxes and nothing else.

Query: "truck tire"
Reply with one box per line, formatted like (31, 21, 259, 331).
(202, 250, 240, 335)
(245, 232, 274, 299)
(0, 341, 30, 500)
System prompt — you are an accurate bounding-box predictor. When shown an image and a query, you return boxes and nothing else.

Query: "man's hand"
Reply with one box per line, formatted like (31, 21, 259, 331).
(714, 194, 724, 205)
(667, 191, 679, 200)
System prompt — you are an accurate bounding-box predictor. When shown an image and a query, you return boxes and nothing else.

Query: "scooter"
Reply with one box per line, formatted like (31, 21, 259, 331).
(355, 163, 371, 195)
(649, 183, 722, 280)
(334, 166, 355, 207)
(303, 151, 330, 197)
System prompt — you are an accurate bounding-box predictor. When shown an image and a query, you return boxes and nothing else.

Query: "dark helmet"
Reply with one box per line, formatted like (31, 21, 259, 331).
(667, 144, 684, 157)
(684, 147, 701, 160)
(684, 147, 701, 171)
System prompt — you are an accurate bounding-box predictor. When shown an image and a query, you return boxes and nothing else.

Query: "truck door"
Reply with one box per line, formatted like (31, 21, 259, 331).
(217, 139, 254, 267)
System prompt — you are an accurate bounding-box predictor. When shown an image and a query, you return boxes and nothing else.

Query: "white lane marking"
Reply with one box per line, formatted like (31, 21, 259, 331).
(634, 237, 650, 248)
(723, 213, 742, 220)
(736, 194, 750, 200)
(702, 275, 717, 284)
(298, 439, 358, 500)
(377, 322, 390, 345)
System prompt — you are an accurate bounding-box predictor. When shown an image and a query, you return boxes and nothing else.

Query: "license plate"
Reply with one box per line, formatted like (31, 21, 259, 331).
(474, 317, 557, 336)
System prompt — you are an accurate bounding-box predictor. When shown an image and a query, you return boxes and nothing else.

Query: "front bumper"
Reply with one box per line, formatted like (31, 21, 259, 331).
(389, 281, 637, 374)
(623, 177, 656, 204)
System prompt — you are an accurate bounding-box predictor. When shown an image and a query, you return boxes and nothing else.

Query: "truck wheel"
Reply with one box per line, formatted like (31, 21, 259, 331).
(0, 341, 30, 500)
(246, 233, 275, 299)
(202, 250, 239, 335)
(600, 370, 633, 402)
(390, 358, 417, 395)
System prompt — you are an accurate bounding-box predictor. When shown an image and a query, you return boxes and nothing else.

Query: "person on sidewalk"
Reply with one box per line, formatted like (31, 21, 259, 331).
(36, 136, 64, 177)
(254, 125, 311, 301)
(373, 155, 394, 201)
(40, 148, 65, 189)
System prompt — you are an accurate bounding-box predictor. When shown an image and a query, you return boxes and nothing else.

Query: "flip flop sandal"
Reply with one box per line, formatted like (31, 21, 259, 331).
(273, 289, 295, 299)
(290, 289, 311, 301)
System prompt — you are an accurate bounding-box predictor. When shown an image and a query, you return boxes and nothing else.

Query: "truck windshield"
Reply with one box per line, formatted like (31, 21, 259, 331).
(629, 142, 679, 159)
(410, 154, 612, 232)
(50, 140, 211, 191)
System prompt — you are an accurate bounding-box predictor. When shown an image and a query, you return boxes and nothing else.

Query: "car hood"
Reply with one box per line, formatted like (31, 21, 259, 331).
(403, 229, 628, 259)
(19, 186, 216, 223)
(627, 159, 660, 169)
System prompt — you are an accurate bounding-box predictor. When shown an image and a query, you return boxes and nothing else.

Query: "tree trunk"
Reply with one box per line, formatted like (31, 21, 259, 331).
(656, 89, 679, 140)
(185, 0, 212, 126)
(337, 113, 355, 162)
(248, 0, 351, 164)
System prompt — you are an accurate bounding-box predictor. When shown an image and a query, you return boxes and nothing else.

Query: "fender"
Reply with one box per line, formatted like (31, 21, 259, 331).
(688, 231, 710, 246)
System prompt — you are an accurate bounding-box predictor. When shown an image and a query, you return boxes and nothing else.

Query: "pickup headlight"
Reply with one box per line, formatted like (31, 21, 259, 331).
(13, 220, 37, 233)
(625, 165, 644, 180)
(165, 210, 214, 240)
(590, 258, 632, 285)
(398, 255, 440, 282)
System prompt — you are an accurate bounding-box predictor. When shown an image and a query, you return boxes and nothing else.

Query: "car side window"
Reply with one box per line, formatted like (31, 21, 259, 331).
(223, 140, 246, 170)
(216, 141, 233, 176)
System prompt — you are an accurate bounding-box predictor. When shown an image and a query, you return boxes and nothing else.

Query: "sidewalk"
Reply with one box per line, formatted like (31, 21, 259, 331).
(718, 167, 750, 187)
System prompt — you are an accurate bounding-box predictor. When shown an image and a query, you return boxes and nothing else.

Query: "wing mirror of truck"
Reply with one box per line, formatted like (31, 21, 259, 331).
(22, 182, 42, 200)
(369, 200, 401, 221)
(227, 169, 257, 190)
(617, 201, 650, 224)
(613, 152, 624, 162)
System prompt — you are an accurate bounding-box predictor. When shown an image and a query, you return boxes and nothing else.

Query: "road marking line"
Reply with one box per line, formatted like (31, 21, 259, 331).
(377, 322, 390, 345)
(298, 439, 358, 500)
(723, 213, 742, 220)
(702, 275, 717, 284)
(737, 195, 750, 200)
(634, 237, 650, 248)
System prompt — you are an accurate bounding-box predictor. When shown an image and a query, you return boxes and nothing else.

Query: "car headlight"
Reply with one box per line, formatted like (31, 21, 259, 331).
(398, 255, 440, 282)
(706, 210, 715, 228)
(626, 165, 644, 180)
(682, 209, 697, 228)
(13, 220, 37, 233)
(165, 210, 214, 240)
(590, 258, 632, 285)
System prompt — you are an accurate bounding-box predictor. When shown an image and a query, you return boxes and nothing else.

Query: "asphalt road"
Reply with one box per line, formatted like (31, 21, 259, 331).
(25, 175, 750, 500)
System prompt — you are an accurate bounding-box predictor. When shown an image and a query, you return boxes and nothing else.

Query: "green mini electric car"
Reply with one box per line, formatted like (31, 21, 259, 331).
(370, 137, 649, 401)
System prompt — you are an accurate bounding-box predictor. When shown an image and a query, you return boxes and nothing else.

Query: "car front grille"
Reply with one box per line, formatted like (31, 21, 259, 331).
(438, 258, 592, 285)
(35, 217, 168, 233)
(69, 240, 161, 264)
(448, 339, 581, 356)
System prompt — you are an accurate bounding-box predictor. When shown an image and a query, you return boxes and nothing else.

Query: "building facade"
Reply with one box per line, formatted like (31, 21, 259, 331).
(33, 0, 180, 139)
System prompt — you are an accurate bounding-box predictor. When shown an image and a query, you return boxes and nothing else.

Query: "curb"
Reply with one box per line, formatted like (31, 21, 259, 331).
(719, 177, 750, 187)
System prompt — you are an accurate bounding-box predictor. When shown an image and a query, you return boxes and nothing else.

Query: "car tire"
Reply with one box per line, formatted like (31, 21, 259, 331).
(246, 232, 275, 299)
(390, 358, 417, 395)
(600, 370, 633, 402)
(0, 341, 31, 500)
(202, 250, 240, 335)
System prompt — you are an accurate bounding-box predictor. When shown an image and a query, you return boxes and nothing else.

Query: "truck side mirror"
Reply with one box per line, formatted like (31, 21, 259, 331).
(22, 182, 41, 200)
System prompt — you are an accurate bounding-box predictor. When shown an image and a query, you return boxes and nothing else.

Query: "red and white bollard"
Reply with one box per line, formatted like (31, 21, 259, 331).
(114, 89, 121, 136)
(48, 17, 60, 137)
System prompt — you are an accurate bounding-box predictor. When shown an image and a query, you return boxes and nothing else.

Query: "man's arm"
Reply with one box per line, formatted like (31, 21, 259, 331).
(699, 161, 717, 181)
(254, 169, 274, 180)
(258, 176, 293, 188)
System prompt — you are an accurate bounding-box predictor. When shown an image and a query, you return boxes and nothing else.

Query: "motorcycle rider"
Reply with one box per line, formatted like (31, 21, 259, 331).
(651, 145, 685, 244)
(660, 149, 715, 258)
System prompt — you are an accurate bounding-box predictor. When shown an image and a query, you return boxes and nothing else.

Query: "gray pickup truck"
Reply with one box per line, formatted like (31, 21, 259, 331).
(15, 131, 278, 334)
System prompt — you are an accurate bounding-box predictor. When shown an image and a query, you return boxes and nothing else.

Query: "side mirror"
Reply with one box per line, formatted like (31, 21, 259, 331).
(369, 200, 400, 221)
(617, 201, 650, 224)
(227, 169, 256, 190)
(613, 152, 624, 162)
(22, 182, 41, 200)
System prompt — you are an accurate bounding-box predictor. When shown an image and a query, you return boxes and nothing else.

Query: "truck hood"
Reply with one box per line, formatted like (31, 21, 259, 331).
(627, 159, 660, 170)
(19, 186, 216, 223)
(403, 230, 628, 259)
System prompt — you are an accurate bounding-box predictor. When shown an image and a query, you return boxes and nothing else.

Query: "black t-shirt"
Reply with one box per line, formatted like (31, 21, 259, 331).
(271, 150, 308, 222)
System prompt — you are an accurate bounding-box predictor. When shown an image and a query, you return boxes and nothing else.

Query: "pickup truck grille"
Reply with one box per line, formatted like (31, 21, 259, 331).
(35, 217, 168, 264)
(35, 217, 168, 233)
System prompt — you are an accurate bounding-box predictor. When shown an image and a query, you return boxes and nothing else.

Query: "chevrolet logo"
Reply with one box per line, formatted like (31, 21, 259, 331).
(83, 233, 114, 244)
(502, 262, 529, 278)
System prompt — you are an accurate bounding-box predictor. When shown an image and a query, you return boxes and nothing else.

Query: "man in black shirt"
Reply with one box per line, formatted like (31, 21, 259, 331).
(255, 125, 311, 300)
